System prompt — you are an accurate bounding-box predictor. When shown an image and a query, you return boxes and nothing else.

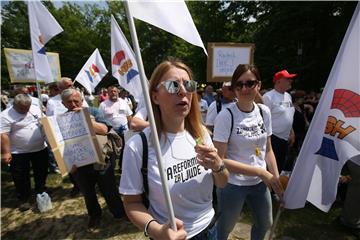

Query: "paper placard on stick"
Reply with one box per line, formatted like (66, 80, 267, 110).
(4, 48, 61, 83)
(41, 108, 104, 176)
(207, 43, 255, 82)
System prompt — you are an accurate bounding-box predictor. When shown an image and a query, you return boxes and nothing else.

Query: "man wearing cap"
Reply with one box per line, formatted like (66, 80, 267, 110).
(263, 70, 296, 174)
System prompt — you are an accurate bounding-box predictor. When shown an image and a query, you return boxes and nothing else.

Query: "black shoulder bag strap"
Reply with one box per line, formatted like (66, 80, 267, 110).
(216, 99, 222, 113)
(226, 108, 234, 142)
(257, 104, 264, 120)
(139, 131, 149, 198)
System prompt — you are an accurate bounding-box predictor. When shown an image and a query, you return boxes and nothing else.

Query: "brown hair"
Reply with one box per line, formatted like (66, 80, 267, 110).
(230, 64, 262, 90)
(149, 59, 204, 141)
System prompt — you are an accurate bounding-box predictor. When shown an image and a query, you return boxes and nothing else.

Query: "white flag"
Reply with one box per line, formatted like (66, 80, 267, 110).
(283, 4, 360, 212)
(111, 15, 144, 102)
(128, 1, 207, 55)
(74, 48, 108, 94)
(28, 1, 63, 83)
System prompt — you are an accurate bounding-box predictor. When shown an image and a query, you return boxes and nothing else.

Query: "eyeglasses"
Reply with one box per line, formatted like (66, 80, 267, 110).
(157, 79, 197, 94)
(234, 80, 259, 89)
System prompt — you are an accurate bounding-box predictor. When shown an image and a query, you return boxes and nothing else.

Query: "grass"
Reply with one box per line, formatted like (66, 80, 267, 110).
(1, 167, 357, 240)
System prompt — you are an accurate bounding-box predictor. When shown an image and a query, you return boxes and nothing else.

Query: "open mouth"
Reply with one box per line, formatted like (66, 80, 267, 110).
(177, 101, 188, 107)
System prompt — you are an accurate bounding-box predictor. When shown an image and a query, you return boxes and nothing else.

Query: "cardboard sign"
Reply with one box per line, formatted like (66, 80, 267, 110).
(4, 48, 61, 83)
(207, 43, 255, 82)
(41, 109, 104, 176)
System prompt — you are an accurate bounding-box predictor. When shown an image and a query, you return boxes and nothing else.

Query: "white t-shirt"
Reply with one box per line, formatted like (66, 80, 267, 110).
(119, 128, 215, 238)
(205, 101, 235, 127)
(134, 106, 147, 120)
(213, 103, 272, 186)
(46, 94, 89, 116)
(263, 89, 294, 140)
(46, 94, 67, 116)
(0, 105, 46, 153)
(99, 98, 133, 130)
(199, 99, 208, 123)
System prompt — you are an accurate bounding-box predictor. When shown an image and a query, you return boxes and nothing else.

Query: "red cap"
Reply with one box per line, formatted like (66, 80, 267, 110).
(273, 70, 297, 83)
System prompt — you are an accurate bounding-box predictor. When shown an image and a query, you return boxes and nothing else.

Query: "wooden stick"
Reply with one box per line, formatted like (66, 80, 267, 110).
(268, 204, 283, 240)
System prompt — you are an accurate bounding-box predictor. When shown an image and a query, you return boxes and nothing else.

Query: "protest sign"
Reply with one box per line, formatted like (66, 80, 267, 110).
(41, 108, 104, 176)
(207, 43, 255, 82)
(4, 48, 61, 83)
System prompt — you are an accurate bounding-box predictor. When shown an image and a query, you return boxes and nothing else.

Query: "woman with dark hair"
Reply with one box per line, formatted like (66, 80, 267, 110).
(119, 59, 228, 239)
(213, 64, 284, 240)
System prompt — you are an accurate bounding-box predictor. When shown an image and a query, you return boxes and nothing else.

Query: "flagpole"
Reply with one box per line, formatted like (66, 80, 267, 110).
(27, 2, 44, 117)
(124, 1, 177, 231)
(268, 204, 283, 240)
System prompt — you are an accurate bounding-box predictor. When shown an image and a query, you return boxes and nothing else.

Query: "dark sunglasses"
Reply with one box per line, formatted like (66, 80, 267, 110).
(157, 79, 197, 94)
(235, 80, 259, 89)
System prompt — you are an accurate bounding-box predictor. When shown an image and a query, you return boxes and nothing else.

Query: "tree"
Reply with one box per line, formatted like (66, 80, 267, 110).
(1, 1, 357, 92)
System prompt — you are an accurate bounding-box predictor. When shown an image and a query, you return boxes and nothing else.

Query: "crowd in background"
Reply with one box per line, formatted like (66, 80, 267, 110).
(1, 63, 358, 239)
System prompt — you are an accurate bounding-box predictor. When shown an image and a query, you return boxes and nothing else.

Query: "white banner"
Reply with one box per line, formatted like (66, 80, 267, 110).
(111, 15, 144, 102)
(128, 1, 207, 55)
(284, 4, 360, 212)
(28, 1, 63, 83)
(74, 48, 108, 94)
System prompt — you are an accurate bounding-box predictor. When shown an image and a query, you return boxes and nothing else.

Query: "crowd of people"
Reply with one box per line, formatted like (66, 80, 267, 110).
(1, 58, 358, 239)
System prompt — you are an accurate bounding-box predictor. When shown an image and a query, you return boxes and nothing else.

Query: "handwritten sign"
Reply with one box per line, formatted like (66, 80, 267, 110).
(207, 43, 255, 82)
(41, 109, 104, 176)
(4, 48, 61, 83)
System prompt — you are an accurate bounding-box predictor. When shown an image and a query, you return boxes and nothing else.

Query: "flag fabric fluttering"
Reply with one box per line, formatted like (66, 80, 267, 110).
(127, 1, 207, 55)
(111, 15, 144, 102)
(28, 1, 63, 83)
(283, 4, 360, 212)
(74, 48, 108, 95)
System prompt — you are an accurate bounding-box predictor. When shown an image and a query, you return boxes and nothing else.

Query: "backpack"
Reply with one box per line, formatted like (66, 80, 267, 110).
(94, 129, 123, 172)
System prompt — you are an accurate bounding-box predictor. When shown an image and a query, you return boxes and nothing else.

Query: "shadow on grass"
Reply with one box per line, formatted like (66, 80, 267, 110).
(275, 204, 357, 240)
(1, 170, 77, 210)
(1, 213, 139, 240)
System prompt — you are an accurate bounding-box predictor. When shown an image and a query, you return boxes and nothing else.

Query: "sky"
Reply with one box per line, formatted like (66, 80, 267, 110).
(52, 0, 107, 9)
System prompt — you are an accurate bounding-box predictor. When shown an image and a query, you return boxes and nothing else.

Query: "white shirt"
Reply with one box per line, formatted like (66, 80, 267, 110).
(46, 94, 67, 116)
(199, 99, 208, 123)
(263, 89, 294, 140)
(134, 106, 147, 120)
(99, 98, 133, 130)
(120, 128, 214, 238)
(0, 105, 46, 153)
(46, 94, 89, 116)
(213, 103, 272, 186)
(205, 101, 235, 127)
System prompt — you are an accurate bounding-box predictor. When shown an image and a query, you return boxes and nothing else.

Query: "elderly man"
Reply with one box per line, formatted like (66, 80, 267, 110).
(98, 85, 132, 135)
(263, 70, 296, 174)
(98, 85, 132, 171)
(61, 88, 125, 231)
(1, 94, 49, 211)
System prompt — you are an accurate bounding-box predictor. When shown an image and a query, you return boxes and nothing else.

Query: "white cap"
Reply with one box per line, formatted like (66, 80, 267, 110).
(222, 81, 231, 87)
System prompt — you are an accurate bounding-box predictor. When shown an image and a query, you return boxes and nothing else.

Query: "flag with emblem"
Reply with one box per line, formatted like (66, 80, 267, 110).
(74, 48, 108, 94)
(111, 15, 144, 102)
(28, 1, 63, 83)
(127, 1, 207, 55)
(283, 4, 360, 212)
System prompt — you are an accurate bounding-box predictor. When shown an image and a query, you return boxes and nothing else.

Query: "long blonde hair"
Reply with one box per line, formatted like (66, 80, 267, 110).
(149, 59, 204, 141)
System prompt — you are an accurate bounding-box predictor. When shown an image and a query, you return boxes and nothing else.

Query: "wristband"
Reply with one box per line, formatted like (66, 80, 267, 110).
(213, 161, 225, 173)
(144, 219, 158, 237)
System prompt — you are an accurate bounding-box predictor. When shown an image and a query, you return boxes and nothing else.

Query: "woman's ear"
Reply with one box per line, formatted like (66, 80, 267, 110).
(257, 81, 262, 91)
(152, 91, 160, 105)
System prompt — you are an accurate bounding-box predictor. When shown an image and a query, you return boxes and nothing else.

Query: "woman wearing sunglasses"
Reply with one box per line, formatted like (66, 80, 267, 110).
(213, 64, 284, 240)
(119, 59, 228, 240)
